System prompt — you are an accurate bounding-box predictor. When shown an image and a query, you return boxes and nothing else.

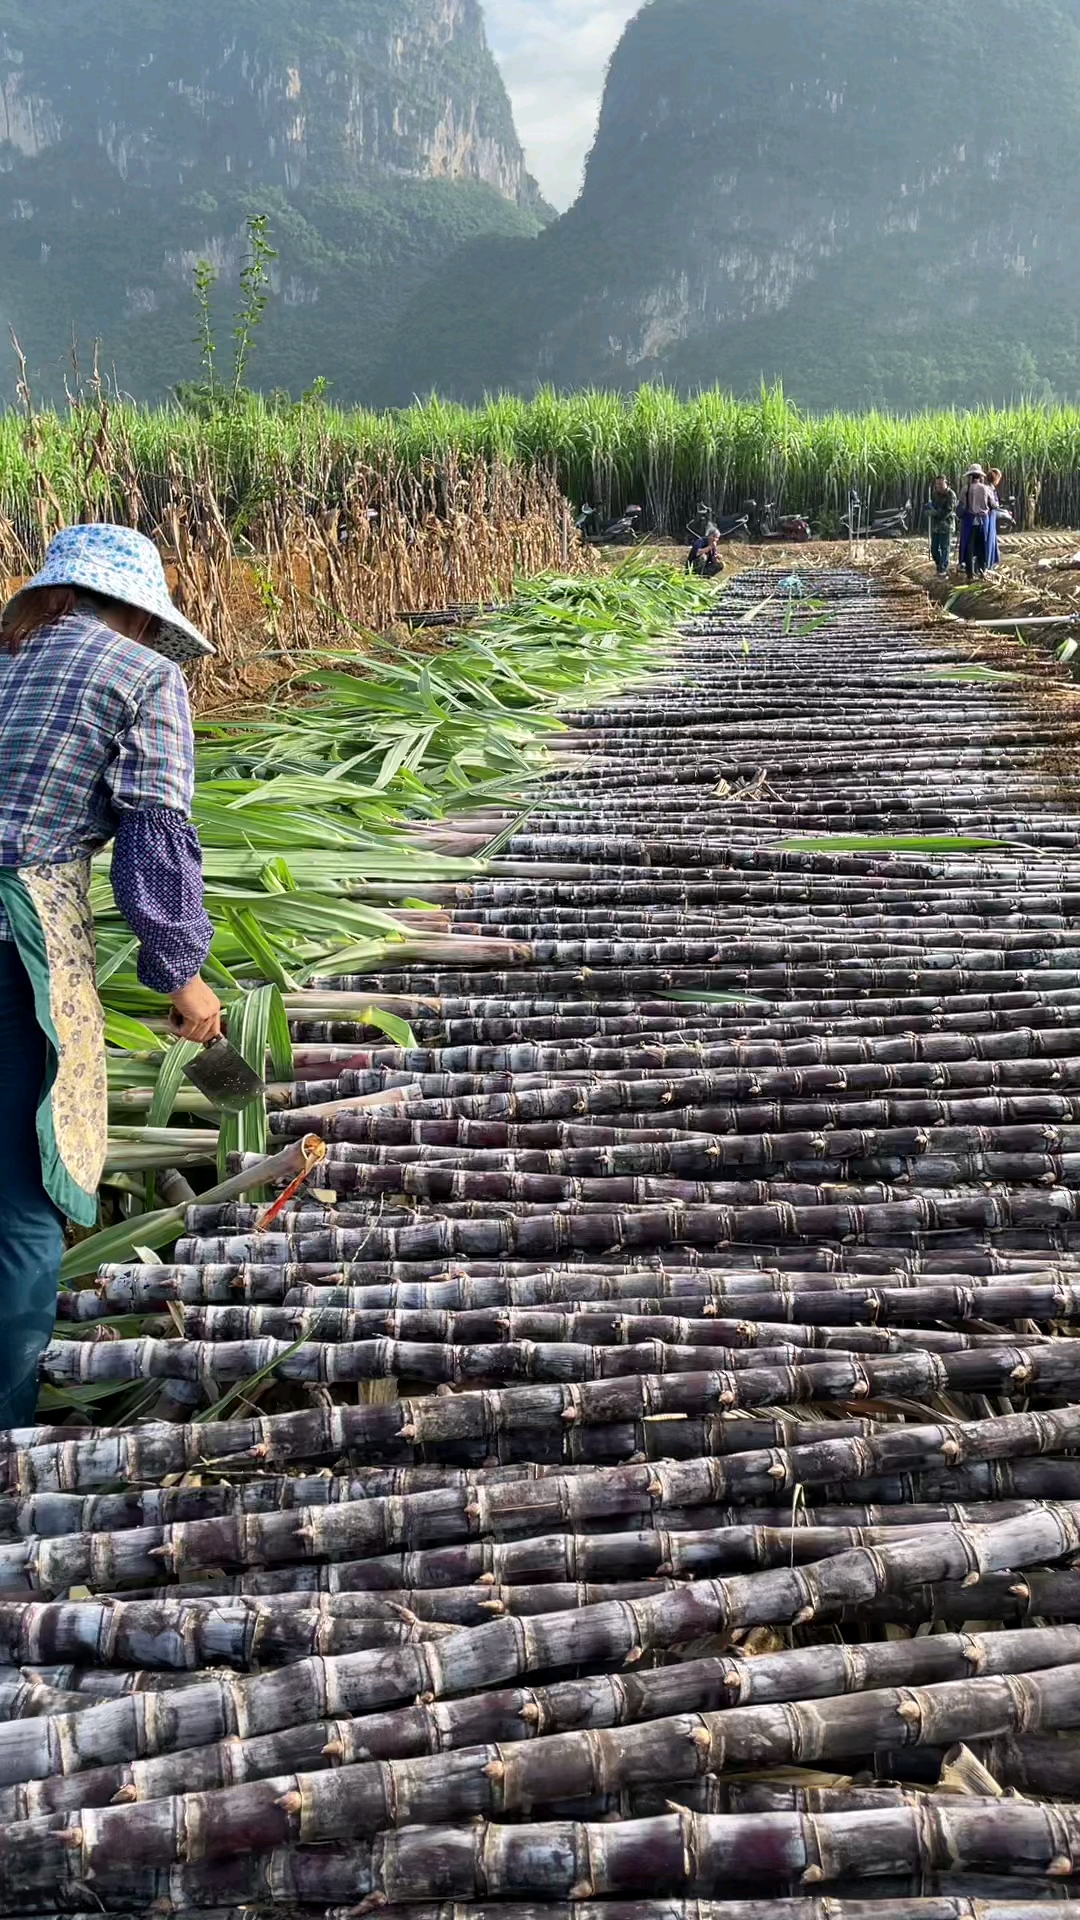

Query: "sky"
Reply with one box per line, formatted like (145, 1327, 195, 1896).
(482, 1, 641, 210)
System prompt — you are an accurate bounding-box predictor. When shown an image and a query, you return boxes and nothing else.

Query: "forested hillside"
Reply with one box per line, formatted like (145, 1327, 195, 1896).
(381, 0, 1080, 409)
(0, 0, 548, 399)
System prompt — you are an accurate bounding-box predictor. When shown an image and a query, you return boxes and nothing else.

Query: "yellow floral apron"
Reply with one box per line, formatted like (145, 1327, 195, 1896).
(0, 860, 105, 1228)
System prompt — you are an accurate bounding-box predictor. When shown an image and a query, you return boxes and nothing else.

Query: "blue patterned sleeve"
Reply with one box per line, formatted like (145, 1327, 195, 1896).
(111, 809, 214, 994)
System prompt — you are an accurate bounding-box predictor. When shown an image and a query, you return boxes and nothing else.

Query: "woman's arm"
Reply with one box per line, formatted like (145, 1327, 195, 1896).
(107, 658, 221, 1041)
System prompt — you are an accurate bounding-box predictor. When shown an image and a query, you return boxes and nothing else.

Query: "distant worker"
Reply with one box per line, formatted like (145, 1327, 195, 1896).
(985, 467, 1004, 571)
(958, 465, 991, 581)
(688, 528, 723, 578)
(928, 476, 957, 577)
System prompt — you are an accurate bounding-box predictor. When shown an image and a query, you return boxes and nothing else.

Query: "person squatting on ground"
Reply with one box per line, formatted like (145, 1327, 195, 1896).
(687, 528, 724, 577)
(928, 476, 957, 576)
(0, 525, 221, 1425)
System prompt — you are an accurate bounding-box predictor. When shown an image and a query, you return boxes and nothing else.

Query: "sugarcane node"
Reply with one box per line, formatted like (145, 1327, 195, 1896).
(801, 1865, 825, 1883)
(941, 1438, 962, 1459)
(1008, 1582, 1032, 1598)
(768, 1463, 788, 1478)
(570, 1883, 595, 1900)
(519, 1703, 541, 1723)
(1048, 1855, 1075, 1877)
(623, 1645, 644, 1665)
(322, 1740, 345, 1759)
(276, 1790, 303, 1814)
(483, 1759, 505, 1781)
(62, 1828, 84, 1849)
(792, 1606, 816, 1625)
(961, 1571, 982, 1588)
(1010, 1365, 1034, 1384)
(896, 1699, 921, 1722)
(110, 1785, 138, 1803)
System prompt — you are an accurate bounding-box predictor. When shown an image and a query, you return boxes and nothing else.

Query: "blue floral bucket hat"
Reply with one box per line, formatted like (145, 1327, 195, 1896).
(6, 523, 214, 662)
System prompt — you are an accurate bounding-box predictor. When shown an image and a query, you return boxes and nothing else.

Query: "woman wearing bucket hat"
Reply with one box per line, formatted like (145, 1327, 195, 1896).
(0, 524, 222, 1424)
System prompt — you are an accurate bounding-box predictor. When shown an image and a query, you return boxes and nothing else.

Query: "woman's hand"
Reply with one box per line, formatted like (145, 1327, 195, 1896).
(168, 976, 223, 1043)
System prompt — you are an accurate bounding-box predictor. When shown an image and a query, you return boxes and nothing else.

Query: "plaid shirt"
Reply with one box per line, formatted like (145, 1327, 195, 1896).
(0, 612, 212, 992)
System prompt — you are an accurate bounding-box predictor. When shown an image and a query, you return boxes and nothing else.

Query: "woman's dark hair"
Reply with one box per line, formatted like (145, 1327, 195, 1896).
(2, 585, 159, 655)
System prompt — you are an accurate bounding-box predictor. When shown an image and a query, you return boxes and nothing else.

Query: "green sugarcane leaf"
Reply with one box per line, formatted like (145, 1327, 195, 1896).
(360, 1006, 418, 1048)
(202, 951, 242, 992)
(924, 665, 1020, 681)
(96, 937, 139, 987)
(194, 1323, 320, 1424)
(223, 907, 298, 991)
(658, 990, 774, 1008)
(60, 1206, 186, 1283)
(104, 1012, 167, 1053)
(778, 834, 1013, 853)
(145, 1039, 203, 1129)
(266, 985, 294, 1083)
(217, 984, 275, 1175)
(260, 856, 297, 892)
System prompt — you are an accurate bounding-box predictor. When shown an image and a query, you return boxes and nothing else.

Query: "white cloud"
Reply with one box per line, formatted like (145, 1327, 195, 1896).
(482, 0, 641, 210)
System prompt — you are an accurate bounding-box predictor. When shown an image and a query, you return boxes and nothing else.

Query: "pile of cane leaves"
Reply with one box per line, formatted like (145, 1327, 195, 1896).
(85, 562, 716, 1271)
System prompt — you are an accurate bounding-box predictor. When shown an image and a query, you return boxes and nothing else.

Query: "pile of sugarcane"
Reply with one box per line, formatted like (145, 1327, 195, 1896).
(13, 567, 1080, 1918)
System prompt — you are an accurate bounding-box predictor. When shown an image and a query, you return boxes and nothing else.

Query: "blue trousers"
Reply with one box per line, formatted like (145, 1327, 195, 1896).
(929, 522, 953, 573)
(0, 940, 63, 1427)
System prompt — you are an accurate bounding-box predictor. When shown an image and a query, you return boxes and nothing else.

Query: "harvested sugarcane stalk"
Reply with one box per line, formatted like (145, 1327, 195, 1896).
(8, 1801, 1080, 1905)
(2, 1622, 1077, 1820)
(38, 1335, 1080, 1404)
(0, 1502, 1078, 1785)
(9, 1393, 1080, 1499)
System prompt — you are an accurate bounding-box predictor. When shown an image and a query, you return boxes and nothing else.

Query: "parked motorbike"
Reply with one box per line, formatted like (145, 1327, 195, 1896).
(843, 493, 913, 539)
(754, 501, 812, 543)
(580, 504, 644, 545)
(996, 496, 1017, 535)
(686, 503, 717, 539)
